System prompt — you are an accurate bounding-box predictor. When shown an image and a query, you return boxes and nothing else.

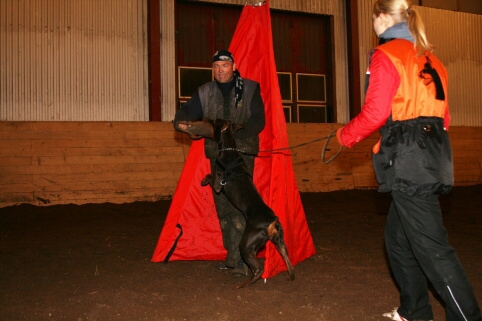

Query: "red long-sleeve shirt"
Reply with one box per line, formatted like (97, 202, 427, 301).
(339, 48, 451, 148)
(340, 50, 400, 148)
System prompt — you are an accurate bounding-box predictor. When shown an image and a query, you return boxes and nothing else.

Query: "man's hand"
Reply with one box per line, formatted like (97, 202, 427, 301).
(177, 122, 189, 131)
(175, 120, 214, 139)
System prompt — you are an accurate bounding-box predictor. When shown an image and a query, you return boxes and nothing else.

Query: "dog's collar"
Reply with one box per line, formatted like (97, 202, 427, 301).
(215, 156, 251, 184)
(218, 147, 249, 154)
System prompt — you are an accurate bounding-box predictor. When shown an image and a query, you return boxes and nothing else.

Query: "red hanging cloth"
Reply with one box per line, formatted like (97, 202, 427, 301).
(152, 0, 316, 279)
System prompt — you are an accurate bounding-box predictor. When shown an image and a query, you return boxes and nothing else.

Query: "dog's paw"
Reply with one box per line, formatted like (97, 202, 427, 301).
(201, 174, 213, 186)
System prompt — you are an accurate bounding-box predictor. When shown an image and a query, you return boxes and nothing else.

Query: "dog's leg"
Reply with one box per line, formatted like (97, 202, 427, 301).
(269, 221, 295, 281)
(201, 174, 213, 187)
(237, 231, 268, 288)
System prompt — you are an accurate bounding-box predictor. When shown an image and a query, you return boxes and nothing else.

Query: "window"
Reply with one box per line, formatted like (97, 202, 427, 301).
(296, 73, 326, 103)
(277, 72, 292, 102)
(297, 105, 327, 123)
(283, 105, 292, 123)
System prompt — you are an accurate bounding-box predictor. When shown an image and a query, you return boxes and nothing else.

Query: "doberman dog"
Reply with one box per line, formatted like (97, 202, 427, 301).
(177, 118, 295, 288)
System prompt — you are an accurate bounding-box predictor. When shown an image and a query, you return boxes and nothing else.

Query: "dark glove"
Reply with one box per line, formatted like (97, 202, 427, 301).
(175, 120, 214, 139)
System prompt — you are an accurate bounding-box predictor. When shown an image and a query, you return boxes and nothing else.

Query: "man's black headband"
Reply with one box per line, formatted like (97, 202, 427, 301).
(212, 49, 234, 63)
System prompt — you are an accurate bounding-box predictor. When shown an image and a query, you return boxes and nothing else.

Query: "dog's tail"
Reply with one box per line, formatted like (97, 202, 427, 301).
(269, 220, 295, 281)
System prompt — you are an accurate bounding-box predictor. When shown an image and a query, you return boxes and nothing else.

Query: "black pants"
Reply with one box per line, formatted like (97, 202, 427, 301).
(210, 155, 254, 268)
(385, 190, 481, 321)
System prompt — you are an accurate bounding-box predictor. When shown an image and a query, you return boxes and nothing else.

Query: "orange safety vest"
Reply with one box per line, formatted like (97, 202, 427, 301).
(377, 39, 449, 122)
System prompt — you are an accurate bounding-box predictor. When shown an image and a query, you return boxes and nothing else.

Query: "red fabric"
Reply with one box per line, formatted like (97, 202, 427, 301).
(340, 50, 399, 148)
(152, 0, 316, 279)
(151, 140, 226, 261)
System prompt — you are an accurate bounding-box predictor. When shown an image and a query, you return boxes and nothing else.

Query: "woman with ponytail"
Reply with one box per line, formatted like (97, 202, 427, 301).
(336, 0, 482, 320)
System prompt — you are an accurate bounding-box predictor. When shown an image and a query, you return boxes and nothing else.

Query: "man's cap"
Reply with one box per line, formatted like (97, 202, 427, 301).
(212, 49, 234, 63)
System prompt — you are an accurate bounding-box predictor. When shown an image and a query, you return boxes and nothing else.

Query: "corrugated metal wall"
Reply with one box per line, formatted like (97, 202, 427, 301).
(0, 0, 149, 121)
(356, 0, 377, 105)
(160, 0, 176, 123)
(417, 7, 482, 126)
(161, 0, 350, 123)
(357, 2, 482, 126)
(2, 0, 480, 125)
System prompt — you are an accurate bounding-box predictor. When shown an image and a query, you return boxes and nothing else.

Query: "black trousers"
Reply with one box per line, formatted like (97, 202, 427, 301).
(210, 155, 254, 268)
(385, 190, 481, 321)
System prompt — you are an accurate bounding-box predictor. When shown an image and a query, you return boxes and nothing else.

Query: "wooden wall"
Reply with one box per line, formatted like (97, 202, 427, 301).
(0, 122, 481, 208)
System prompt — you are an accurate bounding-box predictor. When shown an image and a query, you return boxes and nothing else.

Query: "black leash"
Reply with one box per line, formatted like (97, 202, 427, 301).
(220, 128, 344, 164)
(319, 128, 344, 164)
(164, 223, 183, 263)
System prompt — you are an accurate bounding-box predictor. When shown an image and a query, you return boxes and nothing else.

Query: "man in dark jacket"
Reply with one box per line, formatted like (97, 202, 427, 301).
(174, 49, 265, 275)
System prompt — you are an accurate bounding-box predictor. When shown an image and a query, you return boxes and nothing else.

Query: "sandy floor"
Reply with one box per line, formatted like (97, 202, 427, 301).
(1, 185, 481, 321)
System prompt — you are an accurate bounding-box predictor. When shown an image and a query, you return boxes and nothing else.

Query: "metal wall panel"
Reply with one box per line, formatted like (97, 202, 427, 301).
(417, 7, 482, 126)
(356, 0, 377, 105)
(0, 0, 149, 121)
(160, 0, 176, 122)
(356, 3, 482, 126)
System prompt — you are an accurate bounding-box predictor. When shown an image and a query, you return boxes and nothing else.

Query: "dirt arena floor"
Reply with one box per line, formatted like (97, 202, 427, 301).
(1, 185, 481, 321)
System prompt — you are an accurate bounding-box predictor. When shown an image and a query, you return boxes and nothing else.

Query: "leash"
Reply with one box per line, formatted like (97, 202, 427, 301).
(220, 128, 344, 165)
(319, 129, 344, 164)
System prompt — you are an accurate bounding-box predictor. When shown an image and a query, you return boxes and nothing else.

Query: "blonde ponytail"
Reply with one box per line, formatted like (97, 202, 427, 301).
(373, 0, 433, 55)
(406, 6, 433, 55)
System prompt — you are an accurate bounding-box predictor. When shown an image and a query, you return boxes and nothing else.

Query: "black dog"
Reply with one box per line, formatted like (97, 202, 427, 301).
(178, 118, 295, 288)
